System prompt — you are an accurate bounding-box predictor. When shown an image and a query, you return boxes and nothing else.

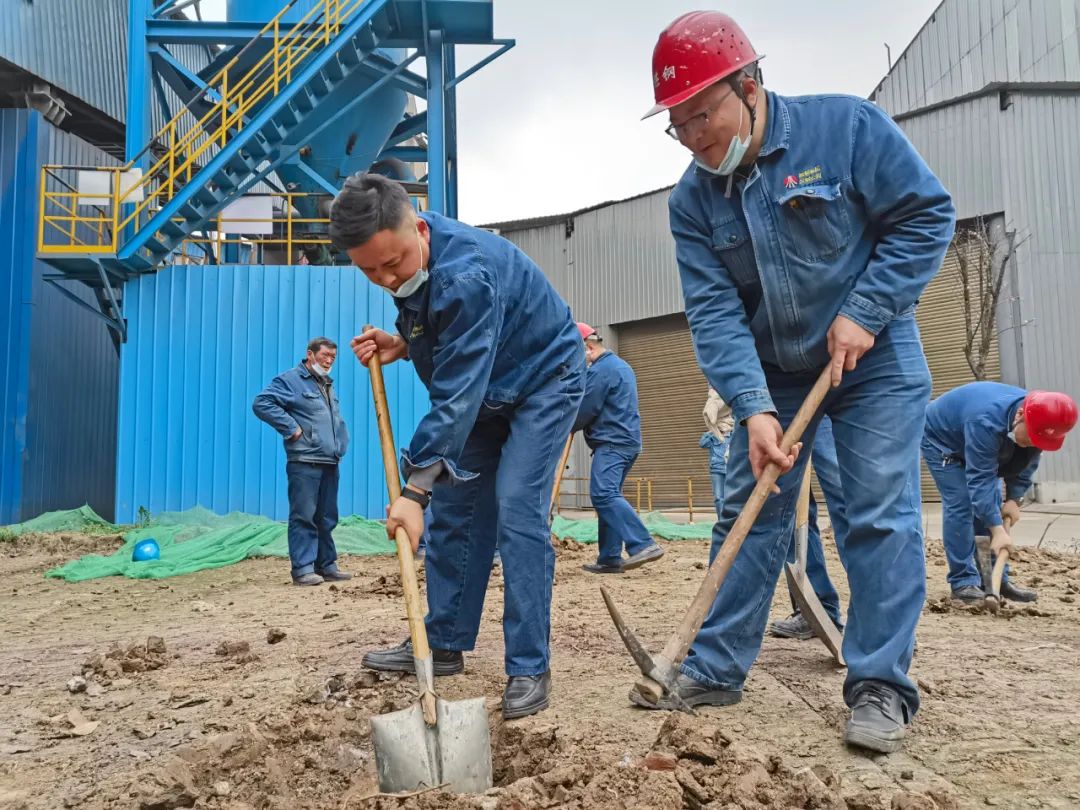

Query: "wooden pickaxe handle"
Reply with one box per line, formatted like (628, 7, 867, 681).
(990, 515, 1016, 599)
(634, 367, 832, 703)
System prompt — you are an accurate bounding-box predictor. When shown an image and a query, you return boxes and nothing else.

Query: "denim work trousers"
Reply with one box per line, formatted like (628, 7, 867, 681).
(682, 318, 930, 714)
(286, 461, 341, 577)
(590, 446, 655, 565)
(784, 415, 847, 627)
(920, 439, 1011, 590)
(423, 366, 584, 676)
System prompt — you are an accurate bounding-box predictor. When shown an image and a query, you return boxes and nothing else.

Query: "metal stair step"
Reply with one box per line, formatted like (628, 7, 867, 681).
(161, 220, 187, 238)
(275, 105, 301, 128)
(307, 72, 331, 98)
(324, 55, 345, 81)
(144, 236, 171, 255)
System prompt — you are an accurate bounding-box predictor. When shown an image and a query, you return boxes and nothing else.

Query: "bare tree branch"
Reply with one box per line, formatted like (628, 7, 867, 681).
(952, 216, 1015, 380)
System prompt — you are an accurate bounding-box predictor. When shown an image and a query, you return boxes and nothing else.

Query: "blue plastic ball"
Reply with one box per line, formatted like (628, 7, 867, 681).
(132, 538, 160, 562)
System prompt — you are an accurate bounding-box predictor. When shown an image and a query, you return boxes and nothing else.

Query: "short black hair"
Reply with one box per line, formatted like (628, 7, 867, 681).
(329, 172, 412, 251)
(307, 337, 337, 355)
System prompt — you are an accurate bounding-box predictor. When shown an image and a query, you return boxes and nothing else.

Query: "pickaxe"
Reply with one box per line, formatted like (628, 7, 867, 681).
(602, 367, 833, 710)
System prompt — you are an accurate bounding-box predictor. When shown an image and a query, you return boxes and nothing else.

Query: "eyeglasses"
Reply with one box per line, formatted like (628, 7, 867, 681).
(665, 87, 735, 141)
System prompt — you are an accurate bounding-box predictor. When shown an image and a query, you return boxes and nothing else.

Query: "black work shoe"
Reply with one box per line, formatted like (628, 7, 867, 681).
(844, 680, 909, 754)
(629, 673, 742, 710)
(622, 543, 665, 571)
(292, 573, 324, 586)
(502, 672, 550, 720)
(951, 584, 987, 604)
(1000, 581, 1037, 602)
(316, 568, 352, 581)
(582, 561, 624, 574)
(770, 611, 816, 640)
(361, 639, 464, 676)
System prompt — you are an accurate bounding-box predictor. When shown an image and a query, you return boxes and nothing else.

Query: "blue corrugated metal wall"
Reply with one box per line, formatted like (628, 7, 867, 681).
(0, 110, 120, 524)
(0, 111, 36, 523)
(116, 265, 430, 523)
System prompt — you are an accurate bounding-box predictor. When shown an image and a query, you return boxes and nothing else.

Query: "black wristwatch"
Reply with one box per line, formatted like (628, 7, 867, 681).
(400, 486, 432, 508)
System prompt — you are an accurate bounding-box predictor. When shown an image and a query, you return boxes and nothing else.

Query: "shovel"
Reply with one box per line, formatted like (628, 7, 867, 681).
(364, 335, 493, 794)
(783, 459, 845, 666)
(603, 366, 832, 709)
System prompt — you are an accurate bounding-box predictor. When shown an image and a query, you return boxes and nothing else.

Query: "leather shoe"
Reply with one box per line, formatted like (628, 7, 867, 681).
(316, 568, 352, 581)
(503, 672, 551, 720)
(629, 672, 741, 710)
(292, 573, 324, 586)
(845, 679, 909, 754)
(361, 639, 464, 676)
(622, 543, 664, 571)
(1000, 580, 1037, 602)
(582, 561, 623, 574)
(951, 584, 986, 604)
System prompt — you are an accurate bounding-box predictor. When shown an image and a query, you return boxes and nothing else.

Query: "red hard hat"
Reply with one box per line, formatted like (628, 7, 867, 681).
(644, 11, 764, 119)
(576, 322, 597, 340)
(1023, 391, 1078, 451)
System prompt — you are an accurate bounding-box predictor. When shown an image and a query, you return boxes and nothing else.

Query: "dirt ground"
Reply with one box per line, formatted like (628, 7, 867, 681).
(1, 529, 1079, 809)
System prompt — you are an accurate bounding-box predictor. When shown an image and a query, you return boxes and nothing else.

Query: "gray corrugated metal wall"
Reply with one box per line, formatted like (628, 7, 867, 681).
(500, 188, 682, 344)
(0, 0, 127, 123)
(1, 0, 216, 141)
(892, 93, 1080, 498)
(873, 0, 1080, 118)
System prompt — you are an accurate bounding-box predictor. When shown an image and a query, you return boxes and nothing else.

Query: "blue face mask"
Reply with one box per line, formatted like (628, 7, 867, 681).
(385, 228, 429, 298)
(695, 101, 751, 177)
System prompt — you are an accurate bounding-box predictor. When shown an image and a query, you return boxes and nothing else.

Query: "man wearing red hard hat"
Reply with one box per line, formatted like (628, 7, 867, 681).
(571, 322, 665, 574)
(923, 383, 1078, 603)
(638, 11, 956, 755)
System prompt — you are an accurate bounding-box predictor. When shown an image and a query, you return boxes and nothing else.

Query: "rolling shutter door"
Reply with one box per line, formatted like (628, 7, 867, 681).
(915, 239, 1001, 499)
(616, 314, 713, 510)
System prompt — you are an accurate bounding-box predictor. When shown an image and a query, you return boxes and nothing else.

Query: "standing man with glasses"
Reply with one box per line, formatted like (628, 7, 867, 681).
(253, 338, 352, 586)
(634, 12, 955, 755)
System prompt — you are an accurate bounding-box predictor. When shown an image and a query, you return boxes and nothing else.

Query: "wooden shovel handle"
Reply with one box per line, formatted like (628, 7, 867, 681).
(366, 326, 431, 666)
(654, 367, 832, 671)
(549, 433, 574, 521)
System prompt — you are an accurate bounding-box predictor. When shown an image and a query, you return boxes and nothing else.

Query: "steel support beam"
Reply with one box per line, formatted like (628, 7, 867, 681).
(425, 27, 446, 214)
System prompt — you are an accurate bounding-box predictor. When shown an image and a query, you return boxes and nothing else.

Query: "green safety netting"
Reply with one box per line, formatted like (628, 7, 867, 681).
(31, 505, 395, 583)
(2, 505, 117, 535)
(551, 511, 714, 544)
(2, 505, 713, 583)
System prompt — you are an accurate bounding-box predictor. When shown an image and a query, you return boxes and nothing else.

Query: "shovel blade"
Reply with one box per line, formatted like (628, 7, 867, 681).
(371, 697, 492, 795)
(785, 561, 845, 667)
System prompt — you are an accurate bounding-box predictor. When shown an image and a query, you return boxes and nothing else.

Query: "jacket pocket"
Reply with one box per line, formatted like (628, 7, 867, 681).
(711, 216, 759, 287)
(775, 183, 852, 263)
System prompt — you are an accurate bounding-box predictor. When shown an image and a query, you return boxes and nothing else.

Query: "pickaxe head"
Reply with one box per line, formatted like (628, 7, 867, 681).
(599, 585, 695, 714)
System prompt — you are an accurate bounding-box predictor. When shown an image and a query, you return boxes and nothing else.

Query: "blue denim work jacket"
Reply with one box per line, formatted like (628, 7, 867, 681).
(252, 362, 349, 463)
(669, 91, 956, 424)
(393, 212, 581, 483)
(924, 382, 1041, 528)
(571, 351, 642, 452)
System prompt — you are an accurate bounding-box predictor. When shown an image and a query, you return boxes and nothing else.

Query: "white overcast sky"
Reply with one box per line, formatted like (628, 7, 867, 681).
(198, 0, 943, 223)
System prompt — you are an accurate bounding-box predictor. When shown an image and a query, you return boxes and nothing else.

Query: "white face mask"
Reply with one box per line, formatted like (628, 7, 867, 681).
(310, 361, 332, 378)
(695, 100, 751, 177)
(385, 228, 429, 298)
